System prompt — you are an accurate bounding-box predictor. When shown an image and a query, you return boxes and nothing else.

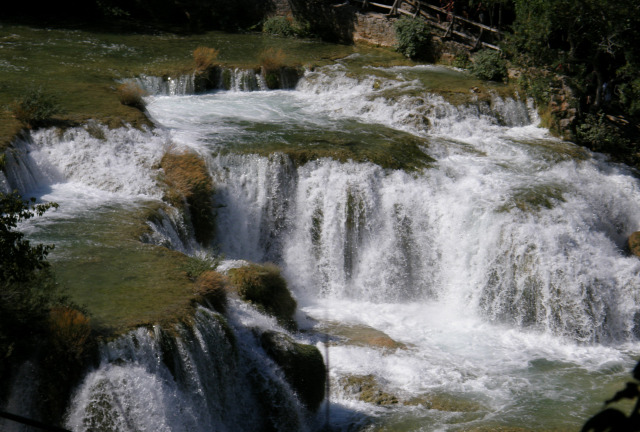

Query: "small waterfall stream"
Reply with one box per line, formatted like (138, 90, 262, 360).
(2, 62, 639, 431)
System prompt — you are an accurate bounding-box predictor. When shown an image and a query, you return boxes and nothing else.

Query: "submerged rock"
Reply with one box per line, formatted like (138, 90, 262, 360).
(259, 330, 326, 411)
(339, 374, 398, 406)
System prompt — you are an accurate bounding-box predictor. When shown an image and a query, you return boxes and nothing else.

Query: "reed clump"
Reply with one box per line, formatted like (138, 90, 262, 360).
(116, 81, 146, 110)
(193, 46, 220, 72)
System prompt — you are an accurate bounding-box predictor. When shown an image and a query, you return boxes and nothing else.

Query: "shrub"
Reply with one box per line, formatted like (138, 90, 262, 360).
(263, 16, 297, 37)
(10, 86, 64, 127)
(116, 81, 146, 110)
(394, 16, 432, 60)
(576, 113, 630, 154)
(469, 49, 508, 82)
(193, 46, 219, 71)
(227, 263, 297, 330)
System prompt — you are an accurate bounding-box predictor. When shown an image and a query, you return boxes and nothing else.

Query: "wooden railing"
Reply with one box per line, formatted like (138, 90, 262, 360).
(353, 0, 501, 51)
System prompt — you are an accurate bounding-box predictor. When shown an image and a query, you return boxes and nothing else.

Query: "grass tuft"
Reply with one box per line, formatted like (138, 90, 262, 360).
(193, 46, 220, 71)
(116, 81, 146, 111)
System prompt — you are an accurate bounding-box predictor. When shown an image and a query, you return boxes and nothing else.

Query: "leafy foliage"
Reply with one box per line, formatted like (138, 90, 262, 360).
(262, 15, 310, 38)
(0, 192, 59, 380)
(10, 87, 64, 127)
(394, 16, 432, 61)
(576, 113, 631, 154)
(470, 49, 507, 82)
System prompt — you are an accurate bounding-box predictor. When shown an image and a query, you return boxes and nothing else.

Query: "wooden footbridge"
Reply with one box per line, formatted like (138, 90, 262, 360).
(350, 0, 502, 51)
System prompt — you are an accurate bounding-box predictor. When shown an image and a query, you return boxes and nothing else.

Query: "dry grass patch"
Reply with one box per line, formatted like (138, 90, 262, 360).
(116, 81, 146, 110)
(259, 47, 287, 73)
(193, 46, 220, 72)
(160, 150, 215, 245)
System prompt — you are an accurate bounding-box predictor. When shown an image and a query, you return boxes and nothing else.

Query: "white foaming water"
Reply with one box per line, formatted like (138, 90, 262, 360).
(144, 64, 640, 429)
(65, 307, 311, 432)
(5, 63, 640, 430)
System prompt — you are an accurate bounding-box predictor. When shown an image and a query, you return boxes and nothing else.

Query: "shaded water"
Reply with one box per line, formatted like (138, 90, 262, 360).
(2, 56, 640, 431)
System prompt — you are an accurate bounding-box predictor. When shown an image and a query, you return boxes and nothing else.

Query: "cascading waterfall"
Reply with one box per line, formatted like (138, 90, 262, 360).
(65, 306, 312, 432)
(3, 61, 640, 430)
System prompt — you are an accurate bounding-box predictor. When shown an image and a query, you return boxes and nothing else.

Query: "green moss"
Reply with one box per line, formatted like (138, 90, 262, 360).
(498, 184, 566, 213)
(232, 124, 435, 171)
(227, 263, 297, 330)
(340, 374, 399, 406)
(320, 322, 408, 350)
(259, 330, 326, 411)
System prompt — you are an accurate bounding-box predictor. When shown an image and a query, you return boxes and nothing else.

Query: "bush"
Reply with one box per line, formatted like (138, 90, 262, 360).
(263, 16, 297, 37)
(116, 81, 146, 110)
(470, 49, 508, 82)
(576, 113, 630, 154)
(193, 46, 219, 71)
(394, 16, 432, 60)
(10, 86, 64, 127)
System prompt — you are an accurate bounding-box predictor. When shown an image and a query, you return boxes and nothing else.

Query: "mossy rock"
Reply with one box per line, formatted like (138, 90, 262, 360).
(404, 393, 482, 412)
(227, 263, 297, 330)
(340, 374, 399, 406)
(193, 270, 228, 313)
(321, 322, 407, 350)
(159, 151, 215, 246)
(629, 232, 640, 257)
(260, 330, 326, 411)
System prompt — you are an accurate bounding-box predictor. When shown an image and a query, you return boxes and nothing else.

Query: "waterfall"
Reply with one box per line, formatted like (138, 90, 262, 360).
(4, 62, 640, 430)
(65, 306, 314, 432)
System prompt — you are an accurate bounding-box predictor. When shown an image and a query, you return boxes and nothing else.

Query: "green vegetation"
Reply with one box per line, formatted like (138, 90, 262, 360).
(262, 16, 310, 38)
(394, 16, 433, 61)
(9, 87, 65, 128)
(470, 49, 507, 82)
(501, 0, 640, 162)
(227, 263, 297, 330)
(0, 191, 96, 421)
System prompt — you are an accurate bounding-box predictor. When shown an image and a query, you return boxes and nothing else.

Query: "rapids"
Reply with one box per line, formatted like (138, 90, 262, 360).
(3, 62, 640, 431)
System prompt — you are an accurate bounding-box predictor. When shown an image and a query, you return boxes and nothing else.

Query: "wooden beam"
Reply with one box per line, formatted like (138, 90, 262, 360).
(389, 0, 402, 15)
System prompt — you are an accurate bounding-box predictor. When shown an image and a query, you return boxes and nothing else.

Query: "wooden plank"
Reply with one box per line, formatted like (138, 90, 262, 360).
(417, 1, 501, 34)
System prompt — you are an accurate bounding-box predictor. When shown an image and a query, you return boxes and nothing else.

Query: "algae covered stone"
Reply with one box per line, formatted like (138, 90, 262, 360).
(629, 231, 640, 257)
(227, 263, 297, 329)
(259, 330, 326, 411)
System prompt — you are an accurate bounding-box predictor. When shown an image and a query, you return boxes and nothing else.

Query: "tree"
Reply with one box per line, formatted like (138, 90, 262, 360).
(0, 191, 58, 380)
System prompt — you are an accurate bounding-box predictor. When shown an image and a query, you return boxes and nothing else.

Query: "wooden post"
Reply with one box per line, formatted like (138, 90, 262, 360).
(413, 0, 420, 18)
(362, 0, 369, 9)
(474, 28, 484, 49)
(389, 0, 402, 16)
(444, 17, 454, 37)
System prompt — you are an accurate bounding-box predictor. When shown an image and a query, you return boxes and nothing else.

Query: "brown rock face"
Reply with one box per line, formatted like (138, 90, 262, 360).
(629, 231, 640, 257)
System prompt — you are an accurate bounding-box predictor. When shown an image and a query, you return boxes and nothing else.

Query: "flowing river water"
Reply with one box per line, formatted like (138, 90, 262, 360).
(3, 56, 640, 431)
